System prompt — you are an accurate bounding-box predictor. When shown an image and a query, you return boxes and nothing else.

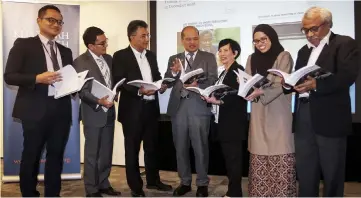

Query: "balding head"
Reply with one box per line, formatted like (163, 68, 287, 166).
(181, 26, 200, 52)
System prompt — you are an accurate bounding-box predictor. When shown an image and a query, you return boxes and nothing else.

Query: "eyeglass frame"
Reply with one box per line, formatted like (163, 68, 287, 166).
(94, 38, 109, 47)
(41, 17, 64, 26)
(252, 37, 268, 45)
(300, 22, 326, 35)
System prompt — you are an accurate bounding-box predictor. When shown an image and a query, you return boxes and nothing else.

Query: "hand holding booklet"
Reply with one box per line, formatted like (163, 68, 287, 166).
(267, 64, 331, 86)
(233, 68, 270, 98)
(186, 84, 229, 97)
(91, 78, 126, 112)
(127, 78, 175, 90)
(179, 68, 204, 84)
(54, 65, 93, 99)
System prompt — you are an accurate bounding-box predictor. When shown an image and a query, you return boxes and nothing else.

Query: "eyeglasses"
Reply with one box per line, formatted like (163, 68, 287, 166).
(42, 17, 64, 26)
(253, 37, 268, 45)
(301, 23, 325, 34)
(94, 38, 109, 47)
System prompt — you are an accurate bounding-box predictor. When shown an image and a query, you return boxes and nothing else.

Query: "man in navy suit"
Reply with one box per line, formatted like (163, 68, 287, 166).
(4, 5, 73, 197)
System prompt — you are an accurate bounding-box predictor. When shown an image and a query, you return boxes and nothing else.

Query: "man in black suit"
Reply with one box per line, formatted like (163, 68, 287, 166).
(283, 6, 360, 197)
(4, 5, 73, 197)
(112, 20, 172, 197)
(74, 27, 121, 197)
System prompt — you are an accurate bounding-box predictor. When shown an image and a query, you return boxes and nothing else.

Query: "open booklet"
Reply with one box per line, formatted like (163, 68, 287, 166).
(54, 65, 93, 99)
(179, 68, 204, 84)
(186, 84, 229, 97)
(233, 68, 270, 98)
(91, 78, 126, 112)
(127, 78, 175, 90)
(268, 64, 331, 86)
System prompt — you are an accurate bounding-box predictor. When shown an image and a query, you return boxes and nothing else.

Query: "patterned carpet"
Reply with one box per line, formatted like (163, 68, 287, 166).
(2, 165, 361, 197)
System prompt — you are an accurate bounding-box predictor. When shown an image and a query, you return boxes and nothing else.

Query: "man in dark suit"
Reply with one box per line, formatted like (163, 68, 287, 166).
(73, 27, 121, 197)
(4, 5, 73, 197)
(283, 7, 360, 197)
(164, 26, 218, 197)
(112, 20, 172, 197)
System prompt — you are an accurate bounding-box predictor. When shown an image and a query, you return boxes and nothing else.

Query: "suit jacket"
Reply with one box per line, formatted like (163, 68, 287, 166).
(4, 35, 73, 121)
(112, 46, 162, 123)
(73, 50, 115, 127)
(217, 62, 248, 142)
(164, 50, 218, 117)
(288, 32, 360, 137)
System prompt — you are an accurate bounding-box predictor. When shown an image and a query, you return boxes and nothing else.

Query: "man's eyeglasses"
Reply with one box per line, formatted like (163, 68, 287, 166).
(42, 17, 64, 26)
(301, 23, 325, 34)
(94, 39, 108, 47)
(253, 37, 268, 45)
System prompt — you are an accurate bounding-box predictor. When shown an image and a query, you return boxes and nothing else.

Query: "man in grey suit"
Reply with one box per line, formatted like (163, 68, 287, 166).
(164, 26, 218, 197)
(74, 26, 121, 197)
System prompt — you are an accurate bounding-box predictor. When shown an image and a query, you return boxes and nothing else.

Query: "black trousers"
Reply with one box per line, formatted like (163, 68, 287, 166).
(217, 124, 244, 197)
(295, 102, 347, 197)
(121, 101, 160, 193)
(20, 98, 71, 197)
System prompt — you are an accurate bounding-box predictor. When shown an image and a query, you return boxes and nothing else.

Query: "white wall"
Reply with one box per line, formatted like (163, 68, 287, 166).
(0, 0, 150, 166)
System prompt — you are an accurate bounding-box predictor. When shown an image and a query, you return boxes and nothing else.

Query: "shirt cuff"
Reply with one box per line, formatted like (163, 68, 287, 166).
(171, 71, 179, 77)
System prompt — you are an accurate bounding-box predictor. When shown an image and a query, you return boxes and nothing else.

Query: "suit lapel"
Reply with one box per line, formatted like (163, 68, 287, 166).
(315, 32, 336, 68)
(34, 36, 47, 72)
(298, 46, 313, 69)
(126, 46, 143, 80)
(191, 50, 202, 70)
(85, 50, 106, 85)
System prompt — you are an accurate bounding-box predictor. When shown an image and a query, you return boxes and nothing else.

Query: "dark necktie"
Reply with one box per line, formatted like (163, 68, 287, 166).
(186, 52, 194, 72)
(48, 40, 60, 71)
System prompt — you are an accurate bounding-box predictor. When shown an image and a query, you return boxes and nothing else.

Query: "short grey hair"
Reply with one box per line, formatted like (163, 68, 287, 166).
(303, 6, 333, 28)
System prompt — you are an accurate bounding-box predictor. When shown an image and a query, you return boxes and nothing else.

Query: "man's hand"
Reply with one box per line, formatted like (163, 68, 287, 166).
(159, 84, 168, 94)
(245, 88, 264, 101)
(294, 76, 316, 94)
(184, 79, 198, 88)
(170, 58, 182, 73)
(139, 86, 156, 96)
(203, 95, 221, 105)
(36, 71, 62, 85)
(98, 95, 114, 108)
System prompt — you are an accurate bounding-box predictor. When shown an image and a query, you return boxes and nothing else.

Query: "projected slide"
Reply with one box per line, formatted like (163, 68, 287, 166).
(156, 1, 356, 114)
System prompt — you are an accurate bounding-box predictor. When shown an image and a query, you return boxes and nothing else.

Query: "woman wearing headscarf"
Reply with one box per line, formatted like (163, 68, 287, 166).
(203, 39, 247, 197)
(244, 24, 296, 197)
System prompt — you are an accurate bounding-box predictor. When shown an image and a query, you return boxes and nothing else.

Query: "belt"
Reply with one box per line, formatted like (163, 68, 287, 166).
(141, 99, 155, 104)
(299, 97, 309, 103)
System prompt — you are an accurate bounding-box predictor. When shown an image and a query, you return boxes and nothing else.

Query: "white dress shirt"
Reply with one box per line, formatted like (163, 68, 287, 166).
(299, 30, 331, 98)
(38, 33, 63, 96)
(130, 45, 155, 100)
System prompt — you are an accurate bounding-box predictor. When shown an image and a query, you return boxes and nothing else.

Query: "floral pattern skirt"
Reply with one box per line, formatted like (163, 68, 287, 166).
(248, 153, 297, 197)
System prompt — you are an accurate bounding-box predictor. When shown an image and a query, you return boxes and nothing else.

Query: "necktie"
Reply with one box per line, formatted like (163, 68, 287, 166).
(97, 58, 112, 88)
(48, 40, 60, 71)
(186, 52, 194, 72)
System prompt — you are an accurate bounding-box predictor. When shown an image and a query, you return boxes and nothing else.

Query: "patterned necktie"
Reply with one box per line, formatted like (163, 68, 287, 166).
(48, 40, 60, 71)
(186, 52, 194, 72)
(97, 58, 112, 88)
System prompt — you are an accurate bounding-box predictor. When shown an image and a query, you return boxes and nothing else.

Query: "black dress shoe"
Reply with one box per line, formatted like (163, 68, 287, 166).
(173, 184, 191, 196)
(147, 181, 173, 191)
(131, 190, 145, 197)
(86, 192, 103, 197)
(99, 187, 121, 196)
(196, 186, 208, 197)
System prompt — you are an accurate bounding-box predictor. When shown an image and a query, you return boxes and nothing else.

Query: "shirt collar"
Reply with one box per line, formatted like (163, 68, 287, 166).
(307, 30, 331, 48)
(184, 50, 198, 57)
(130, 45, 147, 58)
(38, 33, 56, 45)
(88, 49, 104, 61)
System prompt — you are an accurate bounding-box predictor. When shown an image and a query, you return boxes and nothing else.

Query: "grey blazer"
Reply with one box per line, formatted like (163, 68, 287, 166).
(74, 50, 115, 127)
(164, 50, 218, 117)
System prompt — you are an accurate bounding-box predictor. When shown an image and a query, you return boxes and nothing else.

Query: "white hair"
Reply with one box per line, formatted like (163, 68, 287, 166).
(303, 6, 333, 28)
